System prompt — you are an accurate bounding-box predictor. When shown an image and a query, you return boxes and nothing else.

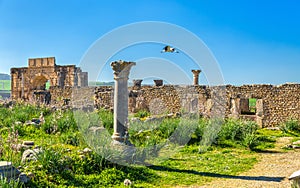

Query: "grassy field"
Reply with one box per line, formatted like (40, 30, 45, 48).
(0, 104, 299, 187)
(0, 80, 11, 90)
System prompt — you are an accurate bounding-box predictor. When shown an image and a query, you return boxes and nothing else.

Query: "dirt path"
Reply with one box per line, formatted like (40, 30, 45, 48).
(199, 137, 300, 188)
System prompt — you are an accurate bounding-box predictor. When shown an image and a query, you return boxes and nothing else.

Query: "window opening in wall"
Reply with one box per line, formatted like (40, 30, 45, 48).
(249, 98, 257, 114)
(240, 98, 257, 115)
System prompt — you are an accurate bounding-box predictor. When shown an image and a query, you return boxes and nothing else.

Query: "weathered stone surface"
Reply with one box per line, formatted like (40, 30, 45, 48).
(18, 172, 30, 183)
(83, 148, 92, 154)
(191, 70, 201, 85)
(21, 141, 35, 149)
(22, 141, 34, 146)
(293, 140, 300, 145)
(21, 148, 41, 163)
(0, 161, 20, 179)
(153, 80, 163, 87)
(111, 60, 135, 142)
(124, 179, 132, 186)
(11, 57, 88, 104)
(289, 170, 300, 187)
(94, 83, 300, 127)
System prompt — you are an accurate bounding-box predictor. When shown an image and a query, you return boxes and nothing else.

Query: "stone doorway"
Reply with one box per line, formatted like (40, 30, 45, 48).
(31, 75, 51, 104)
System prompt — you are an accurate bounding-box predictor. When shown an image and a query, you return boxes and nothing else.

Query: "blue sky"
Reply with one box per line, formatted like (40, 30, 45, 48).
(0, 0, 299, 85)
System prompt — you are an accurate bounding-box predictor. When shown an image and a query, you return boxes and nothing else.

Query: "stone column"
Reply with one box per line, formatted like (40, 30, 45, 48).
(154, 79, 163, 86)
(111, 60, 136, 142)
(133, 79, 142, 89)
(191, 70, 201, 86)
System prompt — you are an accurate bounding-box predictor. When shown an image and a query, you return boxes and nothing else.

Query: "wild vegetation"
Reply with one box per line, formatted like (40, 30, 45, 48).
(0, 103, 300, 187)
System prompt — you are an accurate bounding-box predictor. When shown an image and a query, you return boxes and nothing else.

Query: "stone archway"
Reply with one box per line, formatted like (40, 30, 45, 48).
(30, 74, 51, 104)
(10, 57, 88, 101)
(31, 75, 49, 90)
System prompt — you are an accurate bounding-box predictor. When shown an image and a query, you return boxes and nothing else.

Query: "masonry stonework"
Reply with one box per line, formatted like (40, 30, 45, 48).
(11, 57, 88, 103)
(10, 58, 300, 128)
(93, 83, 300, 128)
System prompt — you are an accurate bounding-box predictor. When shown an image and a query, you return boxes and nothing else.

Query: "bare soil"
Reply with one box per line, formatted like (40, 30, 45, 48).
(198, 137, 300, 188)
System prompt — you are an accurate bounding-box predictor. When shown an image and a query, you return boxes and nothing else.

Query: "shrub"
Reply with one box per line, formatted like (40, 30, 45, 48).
(218, 119, 244, 141)
(241, 124, 259, 149)
(189, 118, 219, 146)
(134, 110, 150, 119)
(99, 168, 126, 187)
(0, 176, 23, 188)
(60, 132, 83, 146)
(280, 119, 300, 133)
(97, 108, 113, 134)
(42, 110, 77, 134)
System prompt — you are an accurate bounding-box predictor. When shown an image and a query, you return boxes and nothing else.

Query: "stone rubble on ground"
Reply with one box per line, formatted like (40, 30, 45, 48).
(289, 170, 300, 187)
(21, 148, 41, 163)
(0, 161, 31, 183)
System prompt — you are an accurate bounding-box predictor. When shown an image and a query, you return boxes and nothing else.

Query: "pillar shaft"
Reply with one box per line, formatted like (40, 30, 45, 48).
(192, 70, 201, 86)
(111, 60, 136, 142)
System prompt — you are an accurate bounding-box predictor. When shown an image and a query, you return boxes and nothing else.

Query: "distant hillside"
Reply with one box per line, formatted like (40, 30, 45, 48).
(0, 73, 10, 80)
(89, 81, 114, 86)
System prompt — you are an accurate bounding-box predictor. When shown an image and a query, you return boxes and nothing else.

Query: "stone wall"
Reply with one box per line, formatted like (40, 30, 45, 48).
(11, 57, 88, 101)
(226, 84, 300, 127)
(94, 87, 114, 110)
(71, 87, 94, 109)
(49, 86, 94, 108)
(49, 86, 73, 106)
(92, 83, 300, 128)
(37, 83, 300, 128)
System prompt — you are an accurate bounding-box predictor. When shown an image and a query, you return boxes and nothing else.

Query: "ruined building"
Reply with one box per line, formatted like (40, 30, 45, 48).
(11, 57, 88, 103)
(9, 58, 300, 128)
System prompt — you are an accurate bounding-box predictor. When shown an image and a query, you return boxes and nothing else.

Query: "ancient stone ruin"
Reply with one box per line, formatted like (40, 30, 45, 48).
(9, 58, 300, 128)
(94, 82, 300, 128)
(110, 60, 136, 142)
(10, 57, 88, 104)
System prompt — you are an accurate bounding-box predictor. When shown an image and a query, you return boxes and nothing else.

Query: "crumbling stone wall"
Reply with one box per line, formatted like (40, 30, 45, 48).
(226, 84, 300, 127)
(11, 57, 88, 101)
(48, 86, 73, 106)
(93, 83, 300, 128)
(71, 87, 94, 109)
(94, 87, 114, 110)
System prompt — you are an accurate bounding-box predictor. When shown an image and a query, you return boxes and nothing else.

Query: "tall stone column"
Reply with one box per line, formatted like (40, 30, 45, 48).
(191, 70, 201, 86)
(111, 60, 136, 142)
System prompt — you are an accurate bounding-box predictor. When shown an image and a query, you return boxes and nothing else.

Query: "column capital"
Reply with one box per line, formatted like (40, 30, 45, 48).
(111, 60, 136, 80)
(191, 69, 201, 75)
(133, 79, 143, 89)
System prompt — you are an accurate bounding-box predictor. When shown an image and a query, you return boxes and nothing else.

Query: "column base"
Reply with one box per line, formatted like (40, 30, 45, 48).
(112, 132, 134, 146)
(112, 133, 124, 142)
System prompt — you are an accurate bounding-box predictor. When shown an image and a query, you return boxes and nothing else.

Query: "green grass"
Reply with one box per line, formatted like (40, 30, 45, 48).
(0, 80, 11, 90)
(142, 146, 257, 187)
(1, 103, 295, 187)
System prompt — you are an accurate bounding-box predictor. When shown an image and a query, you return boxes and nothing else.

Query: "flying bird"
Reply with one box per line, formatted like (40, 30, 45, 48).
(161, 45, 179, 53)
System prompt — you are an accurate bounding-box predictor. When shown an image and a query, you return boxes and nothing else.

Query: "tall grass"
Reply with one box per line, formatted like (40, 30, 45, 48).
(280, 118, 300, 133)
